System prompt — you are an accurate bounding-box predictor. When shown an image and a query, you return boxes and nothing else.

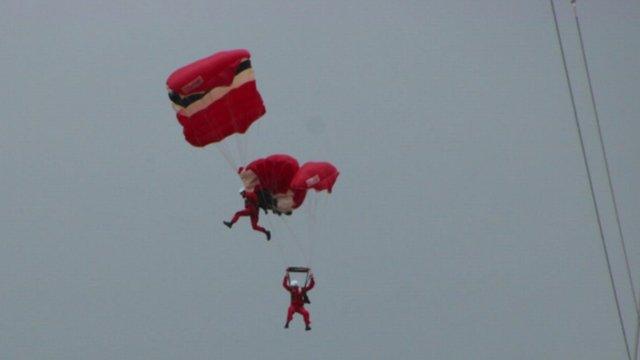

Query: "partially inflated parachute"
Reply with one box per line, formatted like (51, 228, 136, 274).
(239, 154, 339, 213)
(291, 162, 339, 193)
(167, 49, 265, 147)
(243, 154, 299, 195)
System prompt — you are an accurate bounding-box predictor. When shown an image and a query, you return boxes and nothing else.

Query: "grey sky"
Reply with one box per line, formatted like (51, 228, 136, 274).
(1, 1, 639, 359)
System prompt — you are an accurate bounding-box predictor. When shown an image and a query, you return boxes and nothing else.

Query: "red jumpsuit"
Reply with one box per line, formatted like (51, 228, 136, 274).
(228, 191, 269, 236)
(283, 275, 315, 327)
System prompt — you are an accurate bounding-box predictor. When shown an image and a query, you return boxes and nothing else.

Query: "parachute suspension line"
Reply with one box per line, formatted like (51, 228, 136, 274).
(572, 2, 639, 357)
(264, 214, 288, 267)
(278, 216, 311, 267)
(243, 129, 251, 165)
(306, 194, 318, 267)
(302, 194, 318, 269)
(264, 213, 308, 268)
(215, 143, 238, 173)
(247, 114, 262, 161)
(304, 193, 327, 268)
(634, 318, 640, 360)
(571, 0, 639, 315)
(550, 1, 632, 359)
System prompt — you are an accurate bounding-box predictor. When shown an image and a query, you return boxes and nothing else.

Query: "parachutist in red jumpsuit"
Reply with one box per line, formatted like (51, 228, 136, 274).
(283, 272, 315, 331)
(223, 190, 271, 240)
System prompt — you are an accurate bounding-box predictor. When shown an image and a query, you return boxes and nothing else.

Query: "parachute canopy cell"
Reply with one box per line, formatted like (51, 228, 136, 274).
(166, 49, 265, 147)
(291, 162, 339, 193)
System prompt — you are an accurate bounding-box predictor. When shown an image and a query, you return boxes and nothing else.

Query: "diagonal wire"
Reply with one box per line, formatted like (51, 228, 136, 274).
(570, 2, 640, 357)
(550, 1, 631, 358)
(634, 318, 640, 360)
(570, 0, 639, 315)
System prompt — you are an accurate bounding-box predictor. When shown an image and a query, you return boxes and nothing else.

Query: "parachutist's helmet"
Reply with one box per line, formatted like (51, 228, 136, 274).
(290, 280, 299, 288)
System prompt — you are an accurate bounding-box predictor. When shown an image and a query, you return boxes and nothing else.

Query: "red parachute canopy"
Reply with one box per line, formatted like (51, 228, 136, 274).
(166, 49, 265, 147)
(239, 155, 338, 212)
(291, 162, 340, 193)
(240, 154, 305, 212)
(246, 154, 299, 195)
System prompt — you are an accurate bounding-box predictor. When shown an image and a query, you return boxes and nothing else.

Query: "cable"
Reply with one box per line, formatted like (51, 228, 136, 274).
(277, 215, 311, 266)
(550, 1, 631, 358)
(264, 213, 288, 267)
(570, 0, 639, 314)
(634, 318, 640, 360)
(215, 143, 238, 173)
(570, 2, 639, 357)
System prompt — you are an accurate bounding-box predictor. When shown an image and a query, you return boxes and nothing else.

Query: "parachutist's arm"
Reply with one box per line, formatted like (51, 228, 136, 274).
(304, 276, 315, 291)
(283, 274, 291, 291)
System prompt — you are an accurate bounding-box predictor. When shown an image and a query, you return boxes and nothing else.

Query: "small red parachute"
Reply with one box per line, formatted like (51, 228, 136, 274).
(239, 154, 339, 213)
(291, 162, 339, 193)
(167, 49, 265, 147)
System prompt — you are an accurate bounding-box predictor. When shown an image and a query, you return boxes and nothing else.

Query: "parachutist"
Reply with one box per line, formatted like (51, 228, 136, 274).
(283, 271, 315, 331)
(224, 190, 271, 240)
(238, 155, 338, 216)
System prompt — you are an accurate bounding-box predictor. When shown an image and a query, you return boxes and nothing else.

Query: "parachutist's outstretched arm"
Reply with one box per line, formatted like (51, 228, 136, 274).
(283, 274, 291, 291)
(304, 275, 315, 291)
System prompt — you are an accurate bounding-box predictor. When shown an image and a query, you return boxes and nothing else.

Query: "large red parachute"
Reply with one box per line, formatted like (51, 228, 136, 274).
(239, 154, 339, 213)
(167, 49, 265, 147)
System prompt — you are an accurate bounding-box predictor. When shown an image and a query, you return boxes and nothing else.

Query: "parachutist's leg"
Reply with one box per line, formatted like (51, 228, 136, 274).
(230, 209, 252, 224)
(250, 214, 270, 240)
(285, 306, 295, 328)
(299, 307, 311, 327)
(224, 209, 252, 229)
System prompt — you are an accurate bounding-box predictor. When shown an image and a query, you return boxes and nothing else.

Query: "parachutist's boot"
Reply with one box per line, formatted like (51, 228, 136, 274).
(265, 230, 271, 241)
(284, 322, 289, 329)
(223, 221, 233, 228)
(305, 325, 311, 331)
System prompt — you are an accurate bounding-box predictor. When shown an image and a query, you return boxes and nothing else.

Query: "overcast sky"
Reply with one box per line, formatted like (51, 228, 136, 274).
(2, 1, 639, 359)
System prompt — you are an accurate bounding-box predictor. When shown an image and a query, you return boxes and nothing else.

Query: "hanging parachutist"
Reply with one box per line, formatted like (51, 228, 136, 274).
(223, 188, 271, 241)
(283, 271, 315, 331)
